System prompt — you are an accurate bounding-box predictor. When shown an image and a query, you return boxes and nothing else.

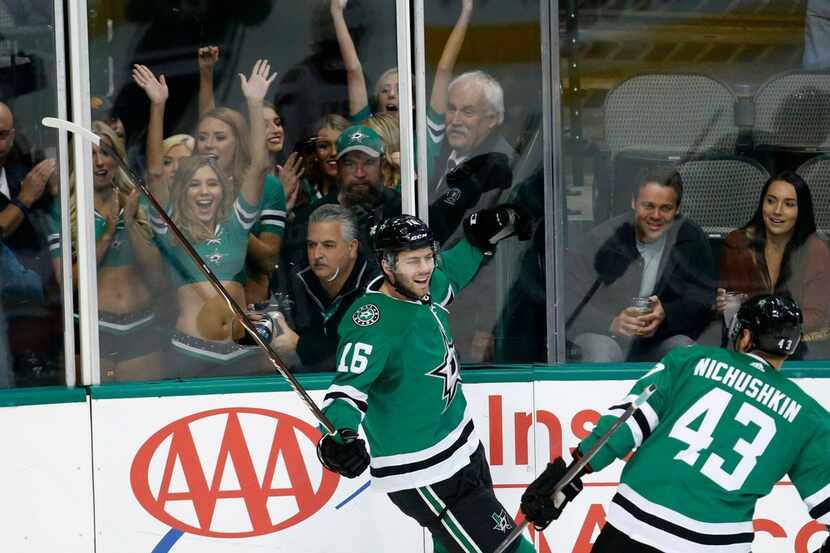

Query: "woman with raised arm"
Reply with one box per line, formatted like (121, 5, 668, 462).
(132, 64, 195, 207)
(147, 60, 275, 377)
(49, 122, 164, 381)
(194, 47, 289, 304)
(331, 0, 472, 171)
(718, 172, 830, 358)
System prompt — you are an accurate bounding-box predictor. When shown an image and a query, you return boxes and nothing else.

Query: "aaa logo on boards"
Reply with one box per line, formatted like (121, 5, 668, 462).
(130, 407, 339, 538)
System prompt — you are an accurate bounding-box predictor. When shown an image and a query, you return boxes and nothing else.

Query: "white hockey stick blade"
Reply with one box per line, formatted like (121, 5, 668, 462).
(634, 383, 657, 407)
(42, 117, 100, 146)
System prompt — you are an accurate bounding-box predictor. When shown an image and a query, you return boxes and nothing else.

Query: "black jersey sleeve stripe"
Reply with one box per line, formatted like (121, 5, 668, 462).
(370, 420, 475, 478)
(810, 496, 830, 521)
(324, 391, 368, 413)
(632, 410, 652, 441)
(612, 494, 754, 546)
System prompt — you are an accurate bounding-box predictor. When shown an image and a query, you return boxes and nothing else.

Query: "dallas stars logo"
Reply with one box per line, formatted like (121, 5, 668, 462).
(110, 238, 123, 249)
(350, 130, 366, 142)
(427, 338, 461, 411)
(353, 304, 380, 327)
(491, 510, 512, 533)
(207, 253, 225, 264)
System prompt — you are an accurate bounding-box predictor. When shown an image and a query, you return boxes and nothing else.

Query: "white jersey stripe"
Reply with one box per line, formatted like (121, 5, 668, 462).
(372, 406, 472, 468)
(805, 481, 830, 511)
(608, 500, 750, 553)
(625, 416, 643, 448)
(618, 484, 754, 535)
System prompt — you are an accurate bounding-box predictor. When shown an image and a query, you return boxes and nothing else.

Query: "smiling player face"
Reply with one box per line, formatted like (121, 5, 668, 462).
(384, 247, 435, 299)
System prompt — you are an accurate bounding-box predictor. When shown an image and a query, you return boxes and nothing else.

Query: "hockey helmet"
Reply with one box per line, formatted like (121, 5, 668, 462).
(730, 294, 803, 356)
(372, 215, 437, 260)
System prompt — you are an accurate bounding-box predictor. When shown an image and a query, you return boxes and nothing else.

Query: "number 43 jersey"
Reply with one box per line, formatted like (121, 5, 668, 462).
(579, 344, 830, 553)
(321, 240, 485, 493)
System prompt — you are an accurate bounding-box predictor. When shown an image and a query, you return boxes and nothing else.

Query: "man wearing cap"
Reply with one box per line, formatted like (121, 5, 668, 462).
(317, 124, 401, 266)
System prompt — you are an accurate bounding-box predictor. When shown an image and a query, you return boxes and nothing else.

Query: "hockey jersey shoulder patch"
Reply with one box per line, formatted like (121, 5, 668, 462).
(352, 303, 381, 327)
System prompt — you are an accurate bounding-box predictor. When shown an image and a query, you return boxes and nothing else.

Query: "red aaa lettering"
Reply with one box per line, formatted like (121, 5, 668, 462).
(131, 408, 339, 538)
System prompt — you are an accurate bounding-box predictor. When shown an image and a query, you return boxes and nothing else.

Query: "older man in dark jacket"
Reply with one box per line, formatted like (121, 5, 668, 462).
(566, 167, 716, 362)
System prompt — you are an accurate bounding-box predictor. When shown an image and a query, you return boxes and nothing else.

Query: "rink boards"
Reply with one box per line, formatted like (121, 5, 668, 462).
(1, 372, 828, 552)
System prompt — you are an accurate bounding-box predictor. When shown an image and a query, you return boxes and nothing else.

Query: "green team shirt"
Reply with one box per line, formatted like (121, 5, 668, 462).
(580, 344, 830, 552)
(47, 199, 136, 268)
(321, 239, 484, 492)
(250, 174, 286, 237)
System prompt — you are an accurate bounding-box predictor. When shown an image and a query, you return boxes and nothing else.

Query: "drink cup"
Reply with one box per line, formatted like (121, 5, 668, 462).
(631, 296, 653, 314)
(723, 291, 744, 333)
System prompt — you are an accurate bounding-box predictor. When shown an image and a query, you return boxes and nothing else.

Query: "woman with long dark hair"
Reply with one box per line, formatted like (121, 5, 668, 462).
(718, 171, 830, 355)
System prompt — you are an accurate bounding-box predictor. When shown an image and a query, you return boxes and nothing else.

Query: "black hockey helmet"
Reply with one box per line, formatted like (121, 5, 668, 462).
(372, 215, 437, 261)
(730, 294, 803, 356)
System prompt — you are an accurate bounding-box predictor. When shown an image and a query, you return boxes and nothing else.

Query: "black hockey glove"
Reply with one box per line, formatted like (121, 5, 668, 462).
(316, 429, 370, 478)
(520, 457, 583, 531)
(813, 538, 830, 553)
(463, 203, 531, 254)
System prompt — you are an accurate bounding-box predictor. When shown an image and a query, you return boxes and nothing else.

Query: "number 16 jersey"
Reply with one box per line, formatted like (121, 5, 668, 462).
(579, 344, 830, 553)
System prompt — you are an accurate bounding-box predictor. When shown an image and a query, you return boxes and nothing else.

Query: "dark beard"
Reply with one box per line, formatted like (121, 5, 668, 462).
(340, 182, 381, 208)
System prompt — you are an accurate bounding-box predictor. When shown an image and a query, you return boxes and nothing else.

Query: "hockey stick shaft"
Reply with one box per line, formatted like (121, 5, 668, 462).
(494, 384, 657, 553)
(43, 117, 336, 434)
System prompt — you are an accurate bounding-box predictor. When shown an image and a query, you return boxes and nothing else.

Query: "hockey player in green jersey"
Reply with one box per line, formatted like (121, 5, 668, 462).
(315, 208, 552, 553)
(521, 294, 830, 553)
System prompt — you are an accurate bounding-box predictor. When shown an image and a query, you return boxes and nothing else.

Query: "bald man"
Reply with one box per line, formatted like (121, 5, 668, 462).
(0, 102, 55, 241)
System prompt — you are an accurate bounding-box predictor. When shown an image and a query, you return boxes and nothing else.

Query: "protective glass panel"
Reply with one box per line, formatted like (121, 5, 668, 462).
(85, 0, 401, 380)
(560, 1, 829, 362)
(422, 0, 547, 364)
(0, 0, 69, 387)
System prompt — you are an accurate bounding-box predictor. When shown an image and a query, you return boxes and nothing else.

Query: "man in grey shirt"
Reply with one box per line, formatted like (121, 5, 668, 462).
(564, 167, 716, 362)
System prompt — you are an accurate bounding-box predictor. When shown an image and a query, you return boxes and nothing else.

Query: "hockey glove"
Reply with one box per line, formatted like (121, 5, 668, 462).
(520, 456, 583, 530)
(813, 538, 830, 553)
(316, 428, 370, 478)
(463, 203, 531, 254)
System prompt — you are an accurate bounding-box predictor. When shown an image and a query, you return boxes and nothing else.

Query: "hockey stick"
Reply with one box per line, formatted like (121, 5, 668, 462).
(43, 116, 336, 434)
(494, 383, 657, 553)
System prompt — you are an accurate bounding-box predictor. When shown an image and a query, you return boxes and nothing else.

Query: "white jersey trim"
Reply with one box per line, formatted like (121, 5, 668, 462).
(608, 500, 751, 553)
(617, 484, 754, 535)
(372, 406, 473, 469)
(805, 481, 830, 522)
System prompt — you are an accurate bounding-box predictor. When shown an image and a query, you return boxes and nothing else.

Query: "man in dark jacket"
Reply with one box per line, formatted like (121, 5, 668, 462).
(272, 204, 377, 372)
(428, 70, 515, 247)
(566, 167, 716, 362)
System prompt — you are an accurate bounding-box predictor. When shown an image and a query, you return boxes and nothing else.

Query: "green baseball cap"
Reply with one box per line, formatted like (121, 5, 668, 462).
(336, 125, 384, 160)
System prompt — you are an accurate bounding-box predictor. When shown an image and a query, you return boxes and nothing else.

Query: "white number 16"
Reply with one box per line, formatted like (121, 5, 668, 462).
(338, 342, 373, 374)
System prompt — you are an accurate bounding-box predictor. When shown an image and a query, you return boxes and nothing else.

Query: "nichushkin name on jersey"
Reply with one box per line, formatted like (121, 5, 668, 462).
(694, 358, 802, 423)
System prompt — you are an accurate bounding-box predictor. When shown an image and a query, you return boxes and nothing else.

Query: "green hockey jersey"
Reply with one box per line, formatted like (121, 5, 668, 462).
(321, 239, 484, 492)
(579, 344, 830, 553)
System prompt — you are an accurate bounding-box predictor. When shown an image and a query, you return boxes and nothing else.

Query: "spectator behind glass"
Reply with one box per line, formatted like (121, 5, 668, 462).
(318, 125, 401, 265)
(565, 167, 716, 362)
(270, 203, 377, 372)
(718, 172, 830, 358)
(428, 70, 515, 248)
(49, 121, 164, 381)
(331, 0, 473, 127)
(144, 60, 275, 378)
(192, 49, 287, 304)
(362, 112, 401, 190)
(0, 101, 60, 381)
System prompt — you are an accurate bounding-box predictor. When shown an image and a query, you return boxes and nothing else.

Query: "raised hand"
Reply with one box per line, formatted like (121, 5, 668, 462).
(132, 64, 168, 106)
(239, 59, 277, 102)
(277, 152, 305, 206)
(462, 0, 473, 13)
(197, 46, 219, 71)
(330, 0, 348, 13)
(123, 189, 140, 228)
